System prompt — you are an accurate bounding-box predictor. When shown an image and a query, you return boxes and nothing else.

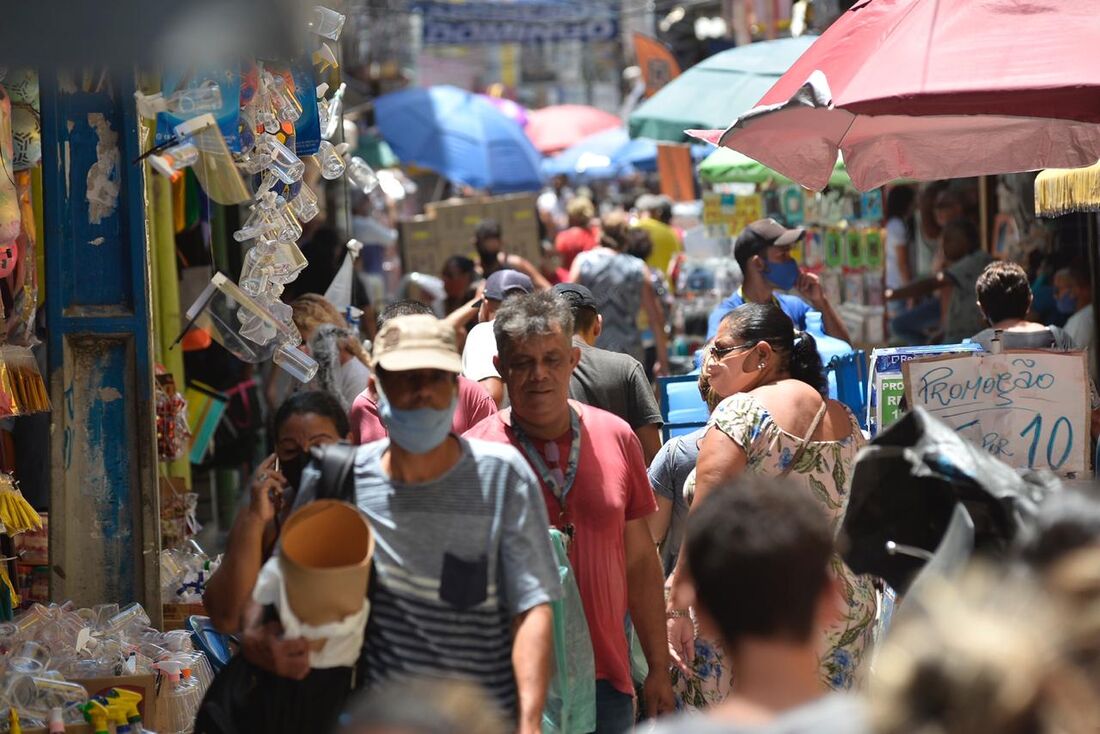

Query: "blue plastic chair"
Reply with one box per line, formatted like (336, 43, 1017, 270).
(188, 615, 235, 673)
(828, 350, 869, 429)
(658, 374, 710, 443)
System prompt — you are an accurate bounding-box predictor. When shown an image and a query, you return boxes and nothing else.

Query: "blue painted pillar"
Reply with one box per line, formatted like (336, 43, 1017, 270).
(39, 72, 160, 617)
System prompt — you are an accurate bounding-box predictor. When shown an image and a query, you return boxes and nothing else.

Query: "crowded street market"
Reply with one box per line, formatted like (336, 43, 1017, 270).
(2, 0, 1100, 732)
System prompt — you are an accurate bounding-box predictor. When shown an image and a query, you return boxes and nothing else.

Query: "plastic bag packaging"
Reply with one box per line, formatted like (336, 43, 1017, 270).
(176, 114, 250, 205)
(543, 529, 597, 734)
(0, 345, 50, 417)
(308, 6, 346, 41)
(183, 273, 317, 382)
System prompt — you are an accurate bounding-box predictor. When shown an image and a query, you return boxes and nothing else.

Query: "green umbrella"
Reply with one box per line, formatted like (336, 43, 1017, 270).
(628, 36, 817, 143)
(698, 146, 852, 188)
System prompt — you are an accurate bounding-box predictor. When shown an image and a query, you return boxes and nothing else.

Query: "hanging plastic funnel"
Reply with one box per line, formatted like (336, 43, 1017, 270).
(180, 273, 318, 382)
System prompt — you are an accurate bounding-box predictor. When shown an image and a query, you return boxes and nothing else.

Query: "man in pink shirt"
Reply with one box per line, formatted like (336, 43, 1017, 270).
(350, 301, 497, 443)
(464, 291, 675, 732)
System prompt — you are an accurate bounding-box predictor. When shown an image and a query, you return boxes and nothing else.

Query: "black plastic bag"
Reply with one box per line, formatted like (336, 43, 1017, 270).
(841, 406, 1059, 594)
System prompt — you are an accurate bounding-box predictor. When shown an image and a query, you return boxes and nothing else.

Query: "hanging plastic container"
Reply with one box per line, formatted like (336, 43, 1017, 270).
(805, 309, 853, 400)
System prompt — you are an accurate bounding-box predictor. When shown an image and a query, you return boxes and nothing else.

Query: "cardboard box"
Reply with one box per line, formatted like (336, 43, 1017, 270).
(399, 216, 443, 276)
(866, 343, 985, 435)
(52, 674, 160, 732)
(489, 193, 540, 262)
(428, 199, 487, 254)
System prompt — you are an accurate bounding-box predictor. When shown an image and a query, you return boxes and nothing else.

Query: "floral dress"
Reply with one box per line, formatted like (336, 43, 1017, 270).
(674, 392, 877, 710)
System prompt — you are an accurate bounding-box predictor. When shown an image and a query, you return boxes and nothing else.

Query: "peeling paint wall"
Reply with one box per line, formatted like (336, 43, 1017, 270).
(85, 113, 119, 225)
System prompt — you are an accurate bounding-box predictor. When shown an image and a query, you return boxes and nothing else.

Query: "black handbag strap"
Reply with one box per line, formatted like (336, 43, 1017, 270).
(312, 442, 359, 502)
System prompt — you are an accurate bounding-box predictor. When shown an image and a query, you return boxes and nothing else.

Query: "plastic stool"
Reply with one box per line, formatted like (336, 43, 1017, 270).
(188, 615, 235, 673)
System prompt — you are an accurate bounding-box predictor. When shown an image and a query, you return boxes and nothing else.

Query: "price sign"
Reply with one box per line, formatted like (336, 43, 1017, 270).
(903, 350, 1091, 475)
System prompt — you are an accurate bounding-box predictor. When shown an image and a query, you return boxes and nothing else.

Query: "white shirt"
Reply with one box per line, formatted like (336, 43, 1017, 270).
(461, 321, 508, 407)
(1064, 304, 1097, 381)
(462, 321, 500, 382)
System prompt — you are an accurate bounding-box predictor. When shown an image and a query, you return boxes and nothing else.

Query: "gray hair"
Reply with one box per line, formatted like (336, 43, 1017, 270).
(493, 291, 574, 364)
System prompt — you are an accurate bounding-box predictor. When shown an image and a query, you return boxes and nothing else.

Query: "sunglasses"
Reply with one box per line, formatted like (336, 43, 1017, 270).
(710, 342, 756, 360)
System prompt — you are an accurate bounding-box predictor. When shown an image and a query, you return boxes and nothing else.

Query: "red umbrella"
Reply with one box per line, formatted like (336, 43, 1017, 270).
(691, 0, 1100, 191)
(526, 105, 621, 155)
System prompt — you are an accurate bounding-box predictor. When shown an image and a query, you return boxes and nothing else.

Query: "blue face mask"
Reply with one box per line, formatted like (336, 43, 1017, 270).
(376, 382, 457, 454)
(763, 259, 800, 291)
(1056, 293, 1078, 315)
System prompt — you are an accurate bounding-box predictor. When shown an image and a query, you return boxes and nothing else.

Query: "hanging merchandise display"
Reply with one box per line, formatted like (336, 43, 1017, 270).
(155, 372, 191, 463)
(0, 84, 20, 245)
(5, 69, 41, 172)
(134, 6, 361, 383)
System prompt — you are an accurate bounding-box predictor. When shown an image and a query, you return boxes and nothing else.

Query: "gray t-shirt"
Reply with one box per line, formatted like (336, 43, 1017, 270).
(648, 427, 705, 576)
(293, 438, 562, 714)
(569, 338, 663, 431)
(944, 250, 994, 343)
(575, 249, 647, 362)
(649, 694, 869, 734)
(971, 325, 1076, 352)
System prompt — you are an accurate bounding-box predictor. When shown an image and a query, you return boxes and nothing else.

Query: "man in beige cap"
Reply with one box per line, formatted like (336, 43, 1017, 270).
(247, 314, 562, 731)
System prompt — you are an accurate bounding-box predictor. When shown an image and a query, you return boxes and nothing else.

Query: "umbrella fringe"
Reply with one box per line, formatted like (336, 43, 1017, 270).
(1035, 161, 1100, 217)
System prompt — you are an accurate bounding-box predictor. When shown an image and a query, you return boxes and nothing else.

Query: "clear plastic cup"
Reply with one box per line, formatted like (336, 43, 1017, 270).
(259, 135, 305, 184)
(5, 675, 89, 717)
(322, 83, 346, 140)
(347, 157, 379, 194)
(274, 344, 319, 383)
(105, 603, 151, 635)
(315, 140, 346, 180)
(9, 641, 50, 674)
(309, 6, 346, 40)
(270, 76, 303, 124)
(290, 184, 320, 223)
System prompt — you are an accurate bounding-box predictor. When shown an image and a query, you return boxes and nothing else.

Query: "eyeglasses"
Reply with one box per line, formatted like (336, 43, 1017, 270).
(709, 342, 755, 360)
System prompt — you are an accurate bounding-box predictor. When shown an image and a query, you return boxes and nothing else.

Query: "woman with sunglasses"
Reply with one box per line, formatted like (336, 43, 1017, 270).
(664, 302, 876, 708)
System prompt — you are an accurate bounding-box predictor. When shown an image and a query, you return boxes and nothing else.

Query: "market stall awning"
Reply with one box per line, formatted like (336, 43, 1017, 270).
(628, 36, 817, 144)
(373, 85, 544, 193)
(693, 0, 1100, 192)
(1035, 162, 1100, 217)
(698, 147, 851, 188)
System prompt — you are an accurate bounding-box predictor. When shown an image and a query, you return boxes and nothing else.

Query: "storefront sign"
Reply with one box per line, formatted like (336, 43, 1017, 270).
(419, 2, 619, 46)
(903, 350, 1090, 475)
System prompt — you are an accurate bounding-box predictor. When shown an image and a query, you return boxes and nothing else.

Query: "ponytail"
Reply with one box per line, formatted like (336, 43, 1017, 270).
(720, 303, 828, 396)
(789, 330, 827, 396)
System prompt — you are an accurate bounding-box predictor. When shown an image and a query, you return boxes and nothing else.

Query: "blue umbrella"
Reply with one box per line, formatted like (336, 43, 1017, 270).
(543, 127, 712, 180)
(541, 127, 632, 181)
(374, 85, 544, 193)
(628, 36, 818, 143)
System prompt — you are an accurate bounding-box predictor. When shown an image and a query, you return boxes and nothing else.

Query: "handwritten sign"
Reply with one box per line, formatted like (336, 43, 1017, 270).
(902, 350, 1091, 475)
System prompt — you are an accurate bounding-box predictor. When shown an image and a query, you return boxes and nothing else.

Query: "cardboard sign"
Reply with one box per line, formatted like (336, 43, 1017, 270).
(903, 350, 1091, 475)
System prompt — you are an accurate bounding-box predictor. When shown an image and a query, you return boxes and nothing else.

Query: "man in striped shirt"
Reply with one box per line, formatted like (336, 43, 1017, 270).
(291, 314, 562, 729)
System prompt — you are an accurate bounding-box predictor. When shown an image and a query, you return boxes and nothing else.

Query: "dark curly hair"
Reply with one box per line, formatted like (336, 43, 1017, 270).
(720, 302, 827, 395)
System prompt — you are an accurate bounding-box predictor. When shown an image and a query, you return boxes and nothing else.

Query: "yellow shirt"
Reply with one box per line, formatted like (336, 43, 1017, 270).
(635, 218, 682, 273)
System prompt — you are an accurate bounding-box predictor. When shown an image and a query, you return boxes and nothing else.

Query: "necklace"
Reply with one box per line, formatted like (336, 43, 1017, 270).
(511, 407, 582, 544)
